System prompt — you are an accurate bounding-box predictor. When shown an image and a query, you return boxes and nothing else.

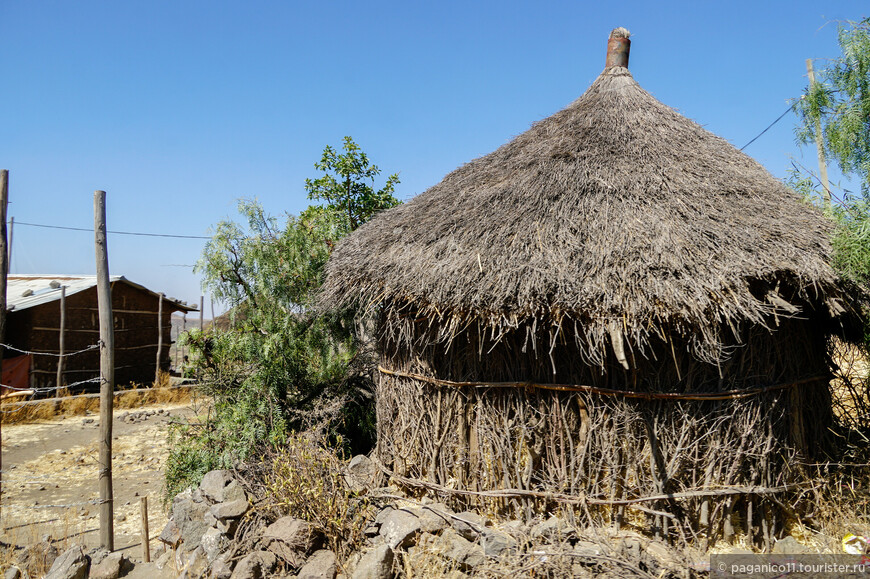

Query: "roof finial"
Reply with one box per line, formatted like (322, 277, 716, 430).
(605, 27, 631, 69)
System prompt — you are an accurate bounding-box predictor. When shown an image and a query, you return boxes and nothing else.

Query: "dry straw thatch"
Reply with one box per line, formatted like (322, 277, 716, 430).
(321, 41, 855, 366)
(319, 28, 864, 544)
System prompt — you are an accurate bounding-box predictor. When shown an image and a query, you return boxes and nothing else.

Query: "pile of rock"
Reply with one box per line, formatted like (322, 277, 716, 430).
(155, 458, 690, 579)
(5, 543, 134, 579)
(156, 469, 252, 578)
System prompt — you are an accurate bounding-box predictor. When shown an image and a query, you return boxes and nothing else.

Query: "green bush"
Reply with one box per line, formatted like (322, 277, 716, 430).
(164, 138, 397, 499)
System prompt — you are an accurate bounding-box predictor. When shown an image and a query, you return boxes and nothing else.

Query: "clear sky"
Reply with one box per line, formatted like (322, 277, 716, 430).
(1, 1, 866, 314)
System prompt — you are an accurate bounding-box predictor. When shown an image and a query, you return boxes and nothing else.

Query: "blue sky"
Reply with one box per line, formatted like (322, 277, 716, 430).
(1, 1, 866, 314)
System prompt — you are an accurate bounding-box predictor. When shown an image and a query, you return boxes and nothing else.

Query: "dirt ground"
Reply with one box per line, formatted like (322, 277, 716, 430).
(0, 401, 196, 560)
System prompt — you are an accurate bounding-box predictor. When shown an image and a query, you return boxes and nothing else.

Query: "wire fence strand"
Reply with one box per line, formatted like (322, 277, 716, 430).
(0, 342, 100, 358)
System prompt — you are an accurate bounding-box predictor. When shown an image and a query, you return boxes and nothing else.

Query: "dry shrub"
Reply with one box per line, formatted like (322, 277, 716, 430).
(264, 432, 372, 563)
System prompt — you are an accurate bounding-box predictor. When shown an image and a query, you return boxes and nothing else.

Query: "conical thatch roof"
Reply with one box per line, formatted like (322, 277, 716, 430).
(320, 50, 856, 365)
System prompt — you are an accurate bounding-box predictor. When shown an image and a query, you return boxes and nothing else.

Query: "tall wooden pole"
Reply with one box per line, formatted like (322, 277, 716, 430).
(7, 216, 12, 274)
(56, 286, 66, 389)
(174, 318, 179, 371)
(182, 313, 187, 371)
(0, 170, 10, 522)
(806, 58, 831, 208)
(94, 190, 114, 551)
(155, 293, 163, 384)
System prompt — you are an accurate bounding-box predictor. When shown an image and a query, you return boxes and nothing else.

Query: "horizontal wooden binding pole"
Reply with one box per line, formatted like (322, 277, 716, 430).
(377, 366, 826, 401)
(375, 458, 803, 506)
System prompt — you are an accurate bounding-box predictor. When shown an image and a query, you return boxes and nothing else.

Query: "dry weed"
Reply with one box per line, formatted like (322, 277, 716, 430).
(264, 433, 372, 564)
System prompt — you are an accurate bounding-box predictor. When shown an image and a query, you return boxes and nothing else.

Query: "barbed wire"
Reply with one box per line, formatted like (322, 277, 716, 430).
(8, 499, 106, 510)
(1, 377, 102, 397)
(0, 342, 100, 358)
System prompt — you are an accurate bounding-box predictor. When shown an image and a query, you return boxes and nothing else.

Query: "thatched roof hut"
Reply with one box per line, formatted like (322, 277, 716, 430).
(320, 29, 861, 542)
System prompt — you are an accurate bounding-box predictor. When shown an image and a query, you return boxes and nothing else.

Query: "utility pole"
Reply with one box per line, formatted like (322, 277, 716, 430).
(806, 58, 831, 208)
(94, 190, 114, 551)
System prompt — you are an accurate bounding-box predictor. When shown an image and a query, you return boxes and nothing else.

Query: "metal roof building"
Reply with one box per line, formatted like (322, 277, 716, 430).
(3, 275, 197, 393)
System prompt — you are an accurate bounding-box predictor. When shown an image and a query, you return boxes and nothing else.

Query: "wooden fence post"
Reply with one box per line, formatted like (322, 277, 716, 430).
(56, 286, 66, 389)
(0, 170, 10, 521)
(94, 190, 114, 551)
(140, 496, 151, 562)
(155, 293, 163, 384)
(182, 313, 187, 372)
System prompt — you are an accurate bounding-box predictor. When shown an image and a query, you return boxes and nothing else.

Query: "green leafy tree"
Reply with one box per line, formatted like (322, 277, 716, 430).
(305, 136, 400, 234)
(794, 17, 870, 198)
(789, 18, 870, 289)
(165, 138, 399, 498)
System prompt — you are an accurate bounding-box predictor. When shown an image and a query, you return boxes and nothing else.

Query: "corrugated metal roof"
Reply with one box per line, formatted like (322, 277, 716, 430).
(6, 275, 198, 313)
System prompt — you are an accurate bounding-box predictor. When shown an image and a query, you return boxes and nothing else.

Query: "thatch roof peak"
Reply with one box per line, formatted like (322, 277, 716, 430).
(320, 46, 856, 365)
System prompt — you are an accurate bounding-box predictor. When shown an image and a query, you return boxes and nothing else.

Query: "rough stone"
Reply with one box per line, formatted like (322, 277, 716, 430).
(480, 529, 516, 558)
(44, 545, 89, 579)
(373, 507, 395, 527)
(529, 515, 574, 541)
(262, 517, 322, 567)
(221, 480, 248, 504)
(178, 546, 209, 579)
(298, 549, 338, 579)
(351, 545, 394, 579)
(87, 551, 131, 579)
(346, 455, 378, 490)
(229, 551, 277, 579)
(772, 536, 811, 554)
(450, 512, 486, 541)
(4, 567, 21, 579)
(201, 527, 232, 563)
(154, 550, 173, 570)
(205, 510, 218, 527)
(85, 547, 109, 567)
(433, 529, 485, 570)
(211, 498, 249, 520)
(173, 491, 212, 551)
(363, 523, 380, 538)
(645, 540, 681, 571)
(408, 506, 450, 534)
(210, 552, 235, 579)
(573, 540, 604, 557)
(378, 509, 422, 550)
(216, 517, 241, 537)
(158, 518, 183, 549)
(199, 470, 234, 503)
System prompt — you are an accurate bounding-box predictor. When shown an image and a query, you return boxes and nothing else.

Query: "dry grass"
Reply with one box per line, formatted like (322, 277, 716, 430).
(1, 375, 191, 425)
(0, 506, 96, 577)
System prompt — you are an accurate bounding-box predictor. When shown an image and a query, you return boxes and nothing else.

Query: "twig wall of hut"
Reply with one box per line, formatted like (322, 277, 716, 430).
(375, 315, 833, 542)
